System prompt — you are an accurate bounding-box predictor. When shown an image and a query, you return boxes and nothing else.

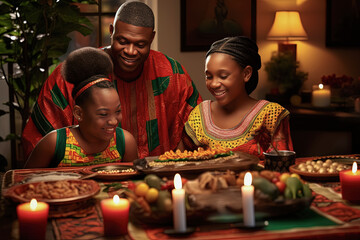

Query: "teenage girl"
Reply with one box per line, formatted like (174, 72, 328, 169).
(25, 47, 138, 168)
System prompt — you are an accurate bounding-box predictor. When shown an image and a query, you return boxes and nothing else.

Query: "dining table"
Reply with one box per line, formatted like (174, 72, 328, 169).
(1, 156, 360, 240)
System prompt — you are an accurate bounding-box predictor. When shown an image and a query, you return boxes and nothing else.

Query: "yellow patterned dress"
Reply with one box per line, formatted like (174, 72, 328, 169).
(184, 100, 293, 159)
(50, 127, 125, 167)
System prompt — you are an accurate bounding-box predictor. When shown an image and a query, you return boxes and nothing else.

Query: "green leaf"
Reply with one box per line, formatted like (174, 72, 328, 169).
(103, 183, 125, 193)
(0, 110, 9, 116)
(5, 133, 21, 141)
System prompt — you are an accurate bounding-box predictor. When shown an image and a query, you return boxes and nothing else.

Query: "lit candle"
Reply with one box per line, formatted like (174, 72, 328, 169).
(340, 162, 360, 203)
(17, 199, 49, 240)
(100, 195, 130, 236)
(172, 173, 187, 232)
(241, 172, 255, 227)
(312, 84, 331, 107)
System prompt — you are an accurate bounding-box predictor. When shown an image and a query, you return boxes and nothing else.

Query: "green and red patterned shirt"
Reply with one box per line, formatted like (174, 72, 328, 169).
(22, 50, 202, 160)
(52, 127, 125, 167)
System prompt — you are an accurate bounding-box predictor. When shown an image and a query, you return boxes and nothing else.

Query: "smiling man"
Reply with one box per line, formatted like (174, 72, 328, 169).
(22, 1, 202, 161)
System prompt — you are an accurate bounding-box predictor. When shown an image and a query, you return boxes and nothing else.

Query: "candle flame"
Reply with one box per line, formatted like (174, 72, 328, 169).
(174, 173, 182, 189)
(30, 198, 37, 210)
(113, 195, 120, 204)
(244, 172, 252, 186)
(319, 84, 324, 89)
(352, 162, 358, 174)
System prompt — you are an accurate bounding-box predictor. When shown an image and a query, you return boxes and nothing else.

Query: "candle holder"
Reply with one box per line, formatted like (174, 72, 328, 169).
(312, 84, 331, 107)
(163, 227, 196, 236)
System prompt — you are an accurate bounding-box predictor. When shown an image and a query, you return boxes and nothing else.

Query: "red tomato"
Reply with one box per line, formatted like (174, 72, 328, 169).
(275, 181, 286, 194)
(271, 177, 279, 183)
(127, 181, 136, 191)
(161, 178, 188, 190)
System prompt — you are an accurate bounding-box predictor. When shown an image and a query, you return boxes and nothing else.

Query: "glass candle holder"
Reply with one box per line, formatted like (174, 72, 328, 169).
(312, 84, 331, 107)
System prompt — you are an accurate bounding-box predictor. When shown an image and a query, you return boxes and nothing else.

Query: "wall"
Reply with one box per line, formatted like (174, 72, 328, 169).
(157, 0, 360, 101)
(0, 79, 10, 169)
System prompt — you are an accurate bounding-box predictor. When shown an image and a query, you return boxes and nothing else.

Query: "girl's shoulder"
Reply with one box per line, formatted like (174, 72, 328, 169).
(260, 100, 288, 112)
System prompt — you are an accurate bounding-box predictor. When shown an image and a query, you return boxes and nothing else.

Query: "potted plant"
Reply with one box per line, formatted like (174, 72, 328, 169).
(0, 0, 96, 168)
(264, 51, 308, 104)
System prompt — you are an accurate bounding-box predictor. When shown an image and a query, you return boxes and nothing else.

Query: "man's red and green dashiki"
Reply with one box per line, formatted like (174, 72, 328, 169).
(22, 50, 202, 160)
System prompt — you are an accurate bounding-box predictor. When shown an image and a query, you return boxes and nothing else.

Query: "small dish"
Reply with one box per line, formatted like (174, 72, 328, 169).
(289, 155, 359, 181)
(82, 163, 139, 180)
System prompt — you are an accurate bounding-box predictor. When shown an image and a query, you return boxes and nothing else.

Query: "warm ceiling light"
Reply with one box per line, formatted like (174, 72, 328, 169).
(268, 11, 308, 42)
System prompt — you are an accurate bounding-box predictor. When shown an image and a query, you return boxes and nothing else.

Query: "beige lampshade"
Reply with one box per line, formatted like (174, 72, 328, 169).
(267, 11, 308, 41)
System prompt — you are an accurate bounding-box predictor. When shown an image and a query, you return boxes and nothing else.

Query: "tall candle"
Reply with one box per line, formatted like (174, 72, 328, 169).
(340, 162, 360, 203)
(17, 199, 49, 240)
(172, 173, 187, 232)
(241, 172, 255, 227)
(100, 195, 129, 236)
(312, 84, 331, 107)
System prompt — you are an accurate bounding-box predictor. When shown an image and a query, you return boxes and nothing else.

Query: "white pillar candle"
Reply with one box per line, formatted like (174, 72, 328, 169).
(241, 172, 255, 227)
(312, 84, 331, 107)
(172, 173, 187, 232)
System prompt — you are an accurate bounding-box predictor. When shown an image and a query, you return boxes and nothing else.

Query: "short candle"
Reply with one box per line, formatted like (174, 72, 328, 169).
(241, 172, 255, 227)
(17, 199, 49, 240)
(172, 173, 187, 232)
(100, 195, 130, 236)
(312, 84, 331, 107)
(340, 162, 360, 203)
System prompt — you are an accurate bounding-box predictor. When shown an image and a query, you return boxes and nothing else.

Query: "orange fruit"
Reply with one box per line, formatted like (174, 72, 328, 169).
(145, 188, 159, 203)
(134, 182, 149, 197)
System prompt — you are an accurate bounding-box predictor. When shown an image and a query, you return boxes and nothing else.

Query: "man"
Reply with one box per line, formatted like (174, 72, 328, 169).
(22, 1, 202, 160)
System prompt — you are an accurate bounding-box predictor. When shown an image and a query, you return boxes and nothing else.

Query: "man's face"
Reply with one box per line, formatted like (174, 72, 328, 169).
(110, 21, 155, 80)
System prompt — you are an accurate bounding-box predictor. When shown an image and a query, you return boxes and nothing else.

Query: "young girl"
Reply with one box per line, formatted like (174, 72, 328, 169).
(183, 36, 293, 159)
(25, 47, 138, 168)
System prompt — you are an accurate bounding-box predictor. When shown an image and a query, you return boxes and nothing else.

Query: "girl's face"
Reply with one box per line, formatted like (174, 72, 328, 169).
(205, 53, 251, 108)
(79, 87, 122, 142)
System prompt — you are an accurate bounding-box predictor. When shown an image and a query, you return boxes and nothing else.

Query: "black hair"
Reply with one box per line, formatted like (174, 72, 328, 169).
(114, 1, 154, 29)
(206, 36, 261, 94)
(61, 47, 115, 106)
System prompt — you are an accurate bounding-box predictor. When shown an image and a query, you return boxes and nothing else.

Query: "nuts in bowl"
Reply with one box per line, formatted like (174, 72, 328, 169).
(289, 158, 355, 181)
(297, 159, 350, 174)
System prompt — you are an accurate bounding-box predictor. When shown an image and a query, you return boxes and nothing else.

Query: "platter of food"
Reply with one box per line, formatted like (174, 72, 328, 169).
(3, 179, 100, 205)
(127, 169, 314, 226)
(133, 148, 259, 178)
(289, 155, 359, 181)
(82, 163, 139, 180)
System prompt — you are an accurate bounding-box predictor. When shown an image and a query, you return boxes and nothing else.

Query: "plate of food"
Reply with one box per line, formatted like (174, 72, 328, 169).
(185, 170, 314, 218)
(133, 148, 259, 178)
(82, 163, 139, 180)
(289, 155, 359, 181)
(3, 179, 100, 205)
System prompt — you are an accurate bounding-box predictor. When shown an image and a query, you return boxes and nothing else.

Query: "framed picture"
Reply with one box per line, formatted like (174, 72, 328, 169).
(326, 0, 360, 47)
(181, 0, 256, 52)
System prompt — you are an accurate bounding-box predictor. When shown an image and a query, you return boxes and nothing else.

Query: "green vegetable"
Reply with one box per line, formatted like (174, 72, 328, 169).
(252, 177, 279, 200)
(284, 187, 292, 199)
(144, 174, 162, 190)
(302, 183, 312, 198)
(285, 177, 303, 199)
(103, 183, 125, 192)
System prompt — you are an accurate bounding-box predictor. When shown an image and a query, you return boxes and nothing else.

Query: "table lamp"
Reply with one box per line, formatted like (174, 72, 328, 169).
(267, 11, 308, 60)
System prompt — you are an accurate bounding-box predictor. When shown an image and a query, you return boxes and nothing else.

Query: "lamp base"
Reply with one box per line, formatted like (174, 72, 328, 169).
(278, 43, 297, 60)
